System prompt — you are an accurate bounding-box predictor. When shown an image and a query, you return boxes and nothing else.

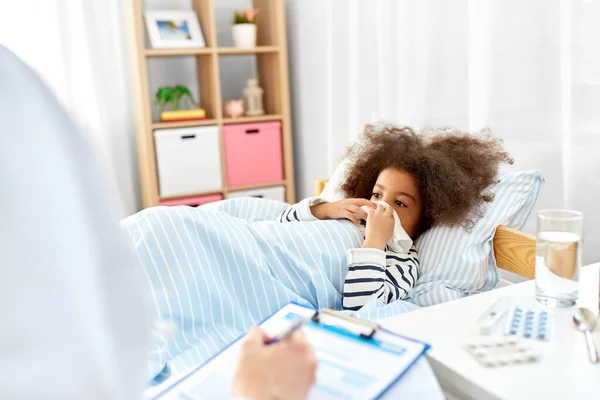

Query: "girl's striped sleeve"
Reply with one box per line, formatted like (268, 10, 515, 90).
(342, 247, 418, 310)
(276, 197, 328, 222)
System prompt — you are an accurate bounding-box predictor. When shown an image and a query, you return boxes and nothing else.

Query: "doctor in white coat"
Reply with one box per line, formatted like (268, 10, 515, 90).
(0, 45, 316, 399)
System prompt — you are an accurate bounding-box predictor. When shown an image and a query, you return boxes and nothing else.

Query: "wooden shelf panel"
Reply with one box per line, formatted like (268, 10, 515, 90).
(217, 46, 279, 55)
(144, 46, 279, 57)
(160, 189, 224, 201)
(152, 119, 219, 129)
(228, 181, 287, 192)
(145, 47, 213, 57)
(159, 182, 287, 201)
(222, 115, 283, 124)
(151, 116, 282, 129)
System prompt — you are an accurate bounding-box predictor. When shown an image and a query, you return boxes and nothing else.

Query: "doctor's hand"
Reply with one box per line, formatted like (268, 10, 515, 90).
(233, 327, 318, 400)
(311, 198, 376, 225)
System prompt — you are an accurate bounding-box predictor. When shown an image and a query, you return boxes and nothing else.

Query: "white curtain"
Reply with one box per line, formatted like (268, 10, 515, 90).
(0, 0, 140, 217)
(287, 0, 600, 264)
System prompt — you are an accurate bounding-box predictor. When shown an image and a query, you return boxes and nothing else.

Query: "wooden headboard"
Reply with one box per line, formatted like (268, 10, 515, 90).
(313, 179, 535, 279)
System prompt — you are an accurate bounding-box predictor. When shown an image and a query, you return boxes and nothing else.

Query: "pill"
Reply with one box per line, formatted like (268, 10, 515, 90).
(483, 359, 496, 367)
(512, 355, 524, 363)
(496, 357, 509, 365)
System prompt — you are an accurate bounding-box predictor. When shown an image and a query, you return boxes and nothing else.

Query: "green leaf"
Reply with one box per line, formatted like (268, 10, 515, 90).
(233, 10, 249, 24)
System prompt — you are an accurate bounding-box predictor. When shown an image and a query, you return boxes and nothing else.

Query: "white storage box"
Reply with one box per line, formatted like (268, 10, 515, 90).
(227, 186, 285, 202)
(154, 126, 222, 197)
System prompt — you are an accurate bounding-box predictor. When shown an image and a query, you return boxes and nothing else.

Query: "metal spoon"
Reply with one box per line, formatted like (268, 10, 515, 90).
(572, 307, 600, 363)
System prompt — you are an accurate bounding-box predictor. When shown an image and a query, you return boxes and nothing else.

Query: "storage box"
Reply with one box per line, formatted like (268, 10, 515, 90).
(227, 186, 285, 202)
(154, 126, 222, 197)
(223, 121, 283, 187)
(159, 194, 223, 207)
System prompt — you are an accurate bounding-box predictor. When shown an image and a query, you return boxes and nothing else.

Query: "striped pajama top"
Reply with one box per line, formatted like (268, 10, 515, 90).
(277, 197, 419, 311)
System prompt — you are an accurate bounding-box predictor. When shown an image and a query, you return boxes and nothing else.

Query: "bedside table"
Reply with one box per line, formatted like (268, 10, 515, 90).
(380, 264, 600, 400)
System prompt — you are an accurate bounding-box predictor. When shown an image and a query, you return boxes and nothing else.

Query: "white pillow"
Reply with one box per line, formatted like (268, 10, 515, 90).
(320, 164, 543, 306)
(408, 170, 543, 305)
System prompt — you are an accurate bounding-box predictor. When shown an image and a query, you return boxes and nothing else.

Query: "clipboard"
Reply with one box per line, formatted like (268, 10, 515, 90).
(150, 302, 430, 400)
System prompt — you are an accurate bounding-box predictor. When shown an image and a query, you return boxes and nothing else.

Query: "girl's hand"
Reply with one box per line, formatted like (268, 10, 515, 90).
(311, 199, 376, 225)
(363, 203, 395, 250)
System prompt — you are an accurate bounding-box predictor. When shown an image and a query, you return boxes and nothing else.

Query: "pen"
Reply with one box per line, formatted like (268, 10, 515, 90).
(268, 318, 306, 344)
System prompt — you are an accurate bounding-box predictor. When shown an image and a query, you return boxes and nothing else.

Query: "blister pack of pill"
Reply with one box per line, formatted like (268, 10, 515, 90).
(503, 306, 551, 341)
(465, 337, 540, 368)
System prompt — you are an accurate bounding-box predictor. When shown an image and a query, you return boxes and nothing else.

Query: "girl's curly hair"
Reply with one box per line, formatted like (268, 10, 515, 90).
(340, 125, 513, 236)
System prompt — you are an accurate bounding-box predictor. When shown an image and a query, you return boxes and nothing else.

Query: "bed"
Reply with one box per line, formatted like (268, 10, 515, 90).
(129, 169, 542, 382)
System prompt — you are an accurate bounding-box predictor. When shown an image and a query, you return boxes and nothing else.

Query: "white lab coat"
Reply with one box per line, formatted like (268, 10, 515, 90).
(0, 46, 150, 399)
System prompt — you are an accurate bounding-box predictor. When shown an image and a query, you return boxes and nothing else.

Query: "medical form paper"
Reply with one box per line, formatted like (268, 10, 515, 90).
(154, 303, 431, 400)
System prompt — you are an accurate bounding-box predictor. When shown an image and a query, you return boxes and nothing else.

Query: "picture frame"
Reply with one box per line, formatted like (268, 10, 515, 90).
(144, 10, 205, 49)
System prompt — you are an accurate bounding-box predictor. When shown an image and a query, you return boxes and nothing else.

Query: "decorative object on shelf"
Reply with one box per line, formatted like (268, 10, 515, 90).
(243, 78, 264, 116)
(232, 8, 260, 48)
(224, 99, 245, 118)
(155, 85, 206, 122)
(145, 10, 205, 49)
(160, 109, 206, 123)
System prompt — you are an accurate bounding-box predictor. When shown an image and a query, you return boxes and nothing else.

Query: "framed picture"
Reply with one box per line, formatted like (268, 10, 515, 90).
(144, 10, 205, 49)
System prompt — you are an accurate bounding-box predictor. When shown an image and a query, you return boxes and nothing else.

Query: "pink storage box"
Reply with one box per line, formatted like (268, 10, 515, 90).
(159, 194, 223, 207)
(223, 121, 284, 187)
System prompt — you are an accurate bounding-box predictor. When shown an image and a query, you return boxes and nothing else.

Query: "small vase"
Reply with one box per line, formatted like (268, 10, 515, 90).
(232, 23, 257, 48)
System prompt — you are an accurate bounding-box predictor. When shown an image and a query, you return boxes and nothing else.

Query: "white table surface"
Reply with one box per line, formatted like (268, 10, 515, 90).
(381, 263, 600, 400)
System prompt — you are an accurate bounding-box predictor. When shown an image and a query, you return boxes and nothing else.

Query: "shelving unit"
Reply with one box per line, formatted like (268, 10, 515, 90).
(126, 0, 295, 208)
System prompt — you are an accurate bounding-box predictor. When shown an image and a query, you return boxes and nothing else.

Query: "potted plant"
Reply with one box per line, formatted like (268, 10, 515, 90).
(232, 8, 259, 48)
(155, 85, 206, 122)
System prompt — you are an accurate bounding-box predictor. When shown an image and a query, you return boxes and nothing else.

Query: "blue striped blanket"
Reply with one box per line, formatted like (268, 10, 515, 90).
(122, 197, 419, 379)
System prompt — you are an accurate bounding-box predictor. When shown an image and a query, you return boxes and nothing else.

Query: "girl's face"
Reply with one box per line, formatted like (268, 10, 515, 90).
(370, 168, 423, 238)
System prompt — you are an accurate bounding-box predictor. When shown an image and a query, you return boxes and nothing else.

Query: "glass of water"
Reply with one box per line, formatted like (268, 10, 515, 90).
(536, 210, 583, 307)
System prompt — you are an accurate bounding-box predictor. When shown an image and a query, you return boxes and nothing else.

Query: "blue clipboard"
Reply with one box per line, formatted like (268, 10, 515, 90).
(150, 302, 430, 400)
(305, 305, 431, 399)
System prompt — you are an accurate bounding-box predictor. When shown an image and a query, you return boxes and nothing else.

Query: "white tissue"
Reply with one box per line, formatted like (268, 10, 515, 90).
(358, 200, 413, 254)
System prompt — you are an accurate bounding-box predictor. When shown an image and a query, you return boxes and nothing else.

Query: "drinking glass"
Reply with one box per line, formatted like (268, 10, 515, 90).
(535, 209, 583, 307)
